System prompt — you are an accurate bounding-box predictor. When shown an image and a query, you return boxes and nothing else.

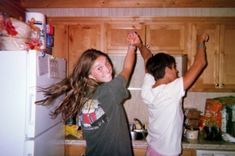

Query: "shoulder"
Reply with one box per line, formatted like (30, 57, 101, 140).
(166, 77, 185, 96)
(98, 75, 127, 93)
(143, 73, 155, 85)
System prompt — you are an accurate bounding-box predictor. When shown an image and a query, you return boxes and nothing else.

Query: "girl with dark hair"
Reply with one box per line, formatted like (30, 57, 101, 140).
(36, 32, 140, 156)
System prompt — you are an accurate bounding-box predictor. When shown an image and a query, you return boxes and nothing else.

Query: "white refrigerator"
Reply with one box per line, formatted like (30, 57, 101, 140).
(0, 50, 66, 156)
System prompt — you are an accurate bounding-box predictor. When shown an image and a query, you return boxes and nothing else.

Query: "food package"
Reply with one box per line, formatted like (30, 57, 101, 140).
(10, 18, 31, 38)
(0, 16, 32, 50)
(64, 125, 83, 139)
(205, 99, 223, 113)
(199, 98, 224, 129)
(25, 12, 46, 50)
(1, 17, 31, 38)
(0, 36, 28, 50)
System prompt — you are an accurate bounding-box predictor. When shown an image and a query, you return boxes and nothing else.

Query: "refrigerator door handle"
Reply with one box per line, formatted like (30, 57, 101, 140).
(26, 90, 36, 138)
(24, 140, 34, 156)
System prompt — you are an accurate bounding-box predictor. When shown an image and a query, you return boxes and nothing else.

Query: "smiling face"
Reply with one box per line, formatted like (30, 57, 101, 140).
(88, 56, 113, 83)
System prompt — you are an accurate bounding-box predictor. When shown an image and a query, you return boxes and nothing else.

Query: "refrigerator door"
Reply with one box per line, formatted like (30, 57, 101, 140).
(0, 50, 66, 156)
(25, 51, 66, 139)
(24, 123, 64, 156)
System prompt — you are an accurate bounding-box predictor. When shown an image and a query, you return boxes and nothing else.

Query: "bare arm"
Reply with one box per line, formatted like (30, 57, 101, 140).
(138, 43, 152, 66)
(120, 32, 139, 81)
(183, 33, 209, 90)
(135, 34, 152, 72)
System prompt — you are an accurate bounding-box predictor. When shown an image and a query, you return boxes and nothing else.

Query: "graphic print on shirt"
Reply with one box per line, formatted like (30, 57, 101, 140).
(79, 99, 107, 130)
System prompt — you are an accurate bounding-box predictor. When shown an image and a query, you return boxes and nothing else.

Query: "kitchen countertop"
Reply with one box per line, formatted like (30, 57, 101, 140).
(65, 136, 235, 151)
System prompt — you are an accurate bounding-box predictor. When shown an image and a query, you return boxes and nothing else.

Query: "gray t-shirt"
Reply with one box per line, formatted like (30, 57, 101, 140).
(79, 75, 133, 156)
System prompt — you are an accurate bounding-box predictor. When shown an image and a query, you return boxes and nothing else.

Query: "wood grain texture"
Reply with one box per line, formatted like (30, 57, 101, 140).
(0, 0, 25, 19)
(20, 0, 235, 8)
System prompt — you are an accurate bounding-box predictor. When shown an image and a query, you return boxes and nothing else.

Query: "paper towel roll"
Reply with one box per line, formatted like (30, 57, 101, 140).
(25, 12, 46, 50)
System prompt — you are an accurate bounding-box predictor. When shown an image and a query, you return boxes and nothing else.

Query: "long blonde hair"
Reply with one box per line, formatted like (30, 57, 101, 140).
(36, 49, 113, 121)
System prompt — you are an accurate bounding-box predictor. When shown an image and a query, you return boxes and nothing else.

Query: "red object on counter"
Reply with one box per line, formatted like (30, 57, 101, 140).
(3, 18, 18, 36)
(46, 24, 54, 35)
(205, 99, 223, 113)
(199, 99, 223, 129)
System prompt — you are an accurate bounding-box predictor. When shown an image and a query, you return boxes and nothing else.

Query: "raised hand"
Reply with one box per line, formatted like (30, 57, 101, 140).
(127, 31, 141, 46)
(198, 32, 209, 44)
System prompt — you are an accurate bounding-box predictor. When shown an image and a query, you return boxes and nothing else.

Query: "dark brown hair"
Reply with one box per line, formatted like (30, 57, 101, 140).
(146, 53, 176, 81)
(36, 49, 113, 121)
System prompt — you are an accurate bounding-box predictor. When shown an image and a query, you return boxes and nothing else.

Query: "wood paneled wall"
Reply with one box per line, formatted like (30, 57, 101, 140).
(0, 0, 25, 19)
(21, 0, 235, 8)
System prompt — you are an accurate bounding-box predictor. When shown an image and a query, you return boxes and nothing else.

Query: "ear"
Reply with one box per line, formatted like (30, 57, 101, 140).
(164, 67, 170, 78)
(88, 74, 96, 80)
(165, 67, 170, 73)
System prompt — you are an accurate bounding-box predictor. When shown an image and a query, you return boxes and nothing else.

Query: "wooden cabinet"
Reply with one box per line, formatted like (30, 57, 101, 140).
(105, 22, 145, 53)
(52, 23, 69, 61)
(220, 24, 235, 91)
(0, 0, 25, 19)
(133, 147, 146, 156)
(65, 144, 85, 156)
(105, 20, 187, 55)
(49, 18, 103, 75)
(180, 149, 196, 156)
(66, 145, 194, 156)
(145, 22, 187, 54)
(68, 24, 102, 73)
(50, 17, 235, 92)
(189, 21, 235, 92)
(133, 147, 195, 156)
(64, 145, 147, 156)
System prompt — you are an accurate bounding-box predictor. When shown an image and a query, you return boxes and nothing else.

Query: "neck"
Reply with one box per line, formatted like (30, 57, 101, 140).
(153, 78, 169, 88)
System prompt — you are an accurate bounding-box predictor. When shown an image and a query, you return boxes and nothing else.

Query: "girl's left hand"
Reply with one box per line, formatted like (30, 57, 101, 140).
(127, 32, 141, 46)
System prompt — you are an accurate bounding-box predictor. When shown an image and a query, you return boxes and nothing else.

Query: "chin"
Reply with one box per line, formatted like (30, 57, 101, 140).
(105, 77, 113, 82)
(100, 77, 112, 83)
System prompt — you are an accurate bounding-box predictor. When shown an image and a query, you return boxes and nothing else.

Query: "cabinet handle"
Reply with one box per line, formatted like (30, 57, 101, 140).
(215, 83, 219, 87)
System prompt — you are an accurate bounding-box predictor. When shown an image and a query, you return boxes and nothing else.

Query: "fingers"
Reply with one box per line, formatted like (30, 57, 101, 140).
(197, 32, 209, 43)
(202, 33, 209, 42)
(127, 31, 142, 46)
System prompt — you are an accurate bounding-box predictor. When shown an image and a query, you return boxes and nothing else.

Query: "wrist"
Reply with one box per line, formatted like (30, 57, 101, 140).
(136, 43, 144, 49)
(128, 44, 137, 50)
(197, 42, 205, 49)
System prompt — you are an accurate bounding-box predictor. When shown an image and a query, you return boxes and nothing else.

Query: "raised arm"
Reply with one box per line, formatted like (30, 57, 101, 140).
(119, 32, 139, 81)
(135, 34, 152, 71)
(183, 33, 209, 90)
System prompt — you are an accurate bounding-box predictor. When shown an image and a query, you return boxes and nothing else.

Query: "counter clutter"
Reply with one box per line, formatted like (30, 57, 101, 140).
(65, 133, 235, 151)
(64, 96, 235, 155)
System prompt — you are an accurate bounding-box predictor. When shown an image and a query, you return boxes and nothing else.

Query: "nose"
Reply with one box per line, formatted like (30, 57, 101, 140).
(105, 64, 112, 73)
(176, 70, 179, 77)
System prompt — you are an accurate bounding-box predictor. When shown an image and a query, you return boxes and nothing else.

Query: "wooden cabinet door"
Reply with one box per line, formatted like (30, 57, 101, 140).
(190, 22, 235, 92)
(133, 148, 195, 156)
(146, 22, 187, 54)
(180, 149, 196, 156)
(65, 144, 85, 156)
(190, 23, 221, 91)
(219, 24, 235, 90)
(52, 24, 69, 60)
(105, 22, 145, 53)
(134, 148, 146, 156)
(68, 24, 101, 74)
